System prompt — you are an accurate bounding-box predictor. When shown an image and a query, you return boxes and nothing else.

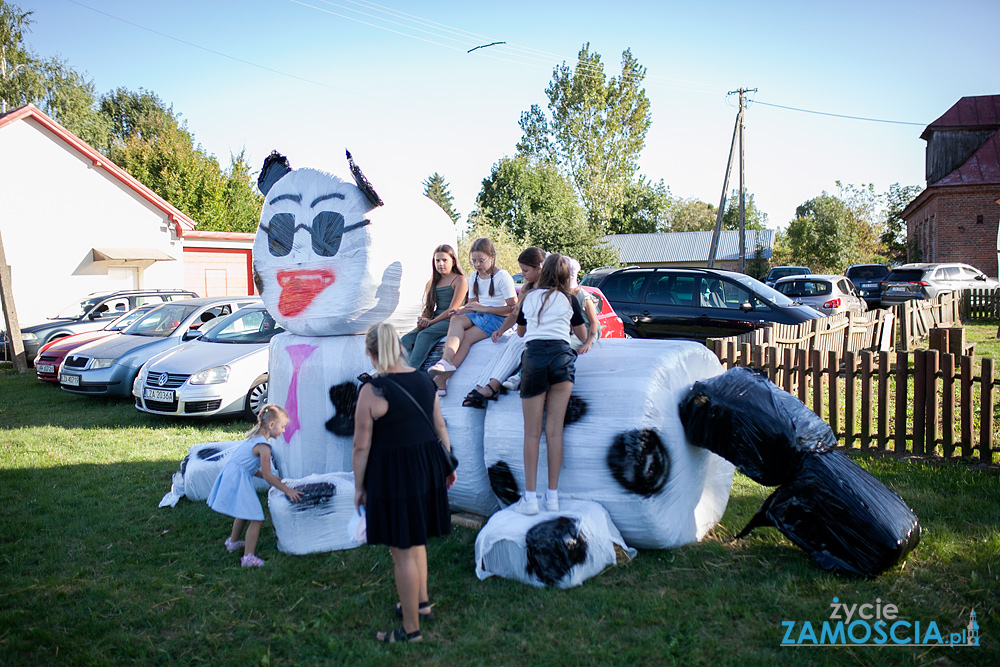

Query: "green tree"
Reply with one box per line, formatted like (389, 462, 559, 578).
(783, 193, 857, 271)
(423, 172, 460, 224)
(0, 1, 35, 114)
(722, 190, 768, 231)
(471, 156, 617, 271)
(881, 183, 922, 264)
(662, 197, 717, 232)
(99, 87, 261, 232)
(0, 2, 108, 145)
(606, 179, 671, 235)
(517, 43, 651, 230)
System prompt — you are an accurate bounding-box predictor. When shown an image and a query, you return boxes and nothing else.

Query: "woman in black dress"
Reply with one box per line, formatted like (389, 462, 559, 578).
(353, 322, 457, 643)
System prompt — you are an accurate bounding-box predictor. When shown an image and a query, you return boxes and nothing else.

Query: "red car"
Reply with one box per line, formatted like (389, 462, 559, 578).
(34, 305, 156, 383)
(581, 286, 626, 339)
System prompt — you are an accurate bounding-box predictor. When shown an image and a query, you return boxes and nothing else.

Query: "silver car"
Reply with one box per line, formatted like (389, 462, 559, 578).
(773, 275, 867, 316)
(59, 297, 259, 397)
(133, 305, 283, 420)
(881, 263, 999, 305)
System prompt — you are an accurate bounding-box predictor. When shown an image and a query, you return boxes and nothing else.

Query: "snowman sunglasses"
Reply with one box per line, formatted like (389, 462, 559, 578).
(260, 210, 370, 258)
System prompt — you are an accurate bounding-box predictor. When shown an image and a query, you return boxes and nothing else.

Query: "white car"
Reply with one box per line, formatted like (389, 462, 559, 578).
(773, 275, 867, 316)
(133, 304, 282, 420)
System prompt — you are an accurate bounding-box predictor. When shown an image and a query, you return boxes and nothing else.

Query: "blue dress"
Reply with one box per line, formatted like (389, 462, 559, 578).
(207, 436, 270, 521)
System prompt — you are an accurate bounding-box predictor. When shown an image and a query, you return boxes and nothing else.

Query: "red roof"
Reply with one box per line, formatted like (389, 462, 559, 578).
(921, 95, 1000, 140)
(0, 104, 196, 236)
(932, 130, 1000, 186)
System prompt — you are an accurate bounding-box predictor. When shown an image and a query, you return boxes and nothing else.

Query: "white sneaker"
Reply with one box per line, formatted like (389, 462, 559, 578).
(512, 496, 539, 515)
(502, 373, 521, 391)
(542, 496, 559, 512)
(428, 359, 457, 376)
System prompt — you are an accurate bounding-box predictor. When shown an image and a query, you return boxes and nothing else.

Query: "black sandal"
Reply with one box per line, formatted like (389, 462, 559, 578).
(462, 389, 488, 409)
(394, 600, 434, 621)
(377, 626, 422, 643)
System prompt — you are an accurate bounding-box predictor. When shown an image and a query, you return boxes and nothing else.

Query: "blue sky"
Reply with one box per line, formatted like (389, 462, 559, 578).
(19, 0, 1000, 229)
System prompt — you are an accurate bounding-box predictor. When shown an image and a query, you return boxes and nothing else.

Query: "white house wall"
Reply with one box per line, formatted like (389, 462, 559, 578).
(0, 118, 186, 325)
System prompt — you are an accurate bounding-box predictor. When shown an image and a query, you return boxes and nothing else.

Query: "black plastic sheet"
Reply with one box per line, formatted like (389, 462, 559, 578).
(525, 517, 589, 587)
(679, 366, 836, 485)
(737, 450, 921, 577)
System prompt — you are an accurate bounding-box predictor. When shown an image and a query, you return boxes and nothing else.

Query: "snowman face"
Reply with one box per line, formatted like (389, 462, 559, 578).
(253, 168, 376, 333)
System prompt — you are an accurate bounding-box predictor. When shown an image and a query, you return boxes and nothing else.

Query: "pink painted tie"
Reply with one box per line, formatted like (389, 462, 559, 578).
(283, 344, 317, 442)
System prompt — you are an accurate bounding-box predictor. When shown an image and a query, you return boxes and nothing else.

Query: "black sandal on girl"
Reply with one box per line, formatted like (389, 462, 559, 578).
(462, 389, 488, 409)
(394, 600, 434, 620)
(377, 627, 422, 643)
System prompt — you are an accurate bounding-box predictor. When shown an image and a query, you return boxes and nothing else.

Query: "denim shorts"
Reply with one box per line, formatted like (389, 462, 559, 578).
(468, 312, 505, 336)
(520, 339, 576, 398)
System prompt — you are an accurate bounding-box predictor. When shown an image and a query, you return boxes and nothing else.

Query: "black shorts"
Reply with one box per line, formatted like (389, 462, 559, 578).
(520, 340, 576, 398)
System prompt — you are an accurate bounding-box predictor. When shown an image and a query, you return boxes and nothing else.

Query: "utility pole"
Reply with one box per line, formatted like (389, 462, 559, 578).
(707, 87, 756, 271)
(0, 227, 27, 373)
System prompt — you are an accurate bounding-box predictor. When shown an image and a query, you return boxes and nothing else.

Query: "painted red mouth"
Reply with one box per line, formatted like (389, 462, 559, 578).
(277, 269, 335, 317)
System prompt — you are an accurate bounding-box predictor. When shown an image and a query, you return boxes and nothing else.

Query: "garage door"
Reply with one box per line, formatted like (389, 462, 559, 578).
(184, 248, 255, 297)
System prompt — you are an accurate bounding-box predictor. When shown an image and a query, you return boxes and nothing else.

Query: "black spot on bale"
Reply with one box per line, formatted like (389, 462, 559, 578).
(325, 382, 359, 436)
(525, 517, 588, 587)
(197, 447, 222, 461)
(488, 461, 520, 507)
(565, 395, 588, 425)
(290, 482, 337, 512)
(606, 429, 670, 497)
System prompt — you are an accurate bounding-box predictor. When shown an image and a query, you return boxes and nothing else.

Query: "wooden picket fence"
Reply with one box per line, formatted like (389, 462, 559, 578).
(707, 308, 895, 357)
(961, 286, 1000, 322)
(705, 342, 997, 463)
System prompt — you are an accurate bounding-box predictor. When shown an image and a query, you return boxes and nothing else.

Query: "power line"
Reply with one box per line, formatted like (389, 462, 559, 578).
(63, 0, 368, 98)
(750, 99, 925, 126)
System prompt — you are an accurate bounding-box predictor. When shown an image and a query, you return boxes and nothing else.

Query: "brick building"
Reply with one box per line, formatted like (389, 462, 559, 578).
(902, 95, 1000, 277)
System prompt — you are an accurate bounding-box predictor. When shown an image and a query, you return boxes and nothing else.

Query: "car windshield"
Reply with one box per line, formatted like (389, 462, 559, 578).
(885, 269, 926, 282)
(124, 304, 198, 337)
(768, 267, 809, 281)
(776, 280, 832, 297)
(51, 295, 105, 320)
(201, 308, 285, 344)
(847, 266, 889, 280)
(104, 306, 154, 331)
(729, 274, 797, 306)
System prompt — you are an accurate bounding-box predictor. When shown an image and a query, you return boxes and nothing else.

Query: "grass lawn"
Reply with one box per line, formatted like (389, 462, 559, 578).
(1, 366, 998, 666)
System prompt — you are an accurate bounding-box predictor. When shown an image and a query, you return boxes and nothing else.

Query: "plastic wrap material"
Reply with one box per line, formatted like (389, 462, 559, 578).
(738, 450, 921, 576)
(437, 339, 506, 515)
(267, 333, 370, 479)
(253, 166, 457, 336)
(160, 441, 272, 505)
(269, 472, 362, 554)
(679, 366, 836, 485)
(483, 339, 735, 549)
(475, 499, 636, 588)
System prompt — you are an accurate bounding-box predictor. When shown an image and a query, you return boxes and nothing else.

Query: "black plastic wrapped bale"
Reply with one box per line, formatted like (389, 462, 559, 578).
(526, 517, 588, 587)
(679, 366, 836, 486)
(737, 451, 921, 577)
(475, 499, 636, 589)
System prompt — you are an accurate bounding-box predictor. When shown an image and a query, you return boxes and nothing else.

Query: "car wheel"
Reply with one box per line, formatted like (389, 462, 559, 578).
(244, 375, 268, 422)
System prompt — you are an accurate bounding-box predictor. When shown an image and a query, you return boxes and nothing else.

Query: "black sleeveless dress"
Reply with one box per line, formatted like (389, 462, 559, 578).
(364, 371, 452, 549)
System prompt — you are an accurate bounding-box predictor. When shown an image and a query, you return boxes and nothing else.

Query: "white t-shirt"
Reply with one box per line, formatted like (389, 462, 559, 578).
(470, 269, 516, 308)
(517, 288, 585, 343)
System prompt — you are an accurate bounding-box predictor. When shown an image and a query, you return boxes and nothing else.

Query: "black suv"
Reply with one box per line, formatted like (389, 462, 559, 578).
(585, 267, 822, 340)
(845, 264, 890, 309)
(2, 289, 198, 364)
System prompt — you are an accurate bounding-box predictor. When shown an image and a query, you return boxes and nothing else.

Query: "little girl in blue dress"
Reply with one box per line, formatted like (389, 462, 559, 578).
(207, 404, 302, 567)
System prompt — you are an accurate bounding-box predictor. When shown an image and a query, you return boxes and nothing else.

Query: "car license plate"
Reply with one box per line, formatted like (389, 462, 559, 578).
(143, 388, 175, 402)
(863, 283, 878, 289)
(36, 363, 55, 374)
(889, 286, 906, 293)
(60, 373, 80, 386)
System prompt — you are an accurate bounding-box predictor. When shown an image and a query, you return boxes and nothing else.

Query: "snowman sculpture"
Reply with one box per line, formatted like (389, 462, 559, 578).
(255, 152, 735, 556)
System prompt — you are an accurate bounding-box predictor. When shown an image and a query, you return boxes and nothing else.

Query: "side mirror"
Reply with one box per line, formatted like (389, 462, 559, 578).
(740, 301, 754, 312)
(975, 274, 986, 281)
(183, 329, 203, 341)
